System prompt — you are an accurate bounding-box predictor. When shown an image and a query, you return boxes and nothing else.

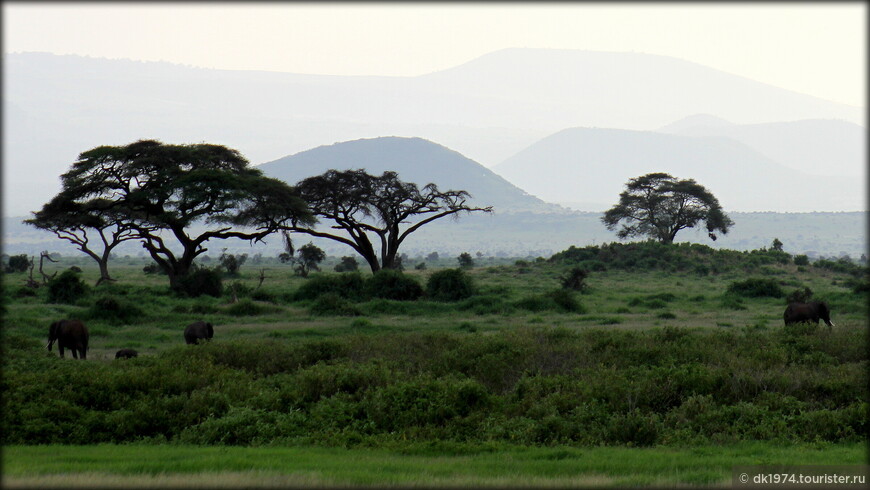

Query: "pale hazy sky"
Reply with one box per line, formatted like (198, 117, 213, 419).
(3, 2, 866, 107)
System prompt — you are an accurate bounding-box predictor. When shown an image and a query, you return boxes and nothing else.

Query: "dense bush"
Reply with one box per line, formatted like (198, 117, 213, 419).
(514, 289, 586, 313)
(549, 241, 808, 275)
(225, 299, 282, 317)
(726, 278, 784, 298)
(364, 269, 424, 301)
(174, 267, 223, 298)
(426, 269, 475, 301)
(293, 273, 366, 301)
(786, 287, 813, 304)
(560, 267, 589, 292)
(4, 254, 30, 273)
(46, 269, 89, 304)
(334, 256, 359, 273)
(86, 295, 145, 323)
(2, 326, 865, 447)
(310, 293, 362, 316)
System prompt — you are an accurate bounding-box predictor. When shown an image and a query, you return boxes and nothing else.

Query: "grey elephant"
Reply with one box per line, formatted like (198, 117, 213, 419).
(184, 321, 214, 345)
(115, 348, 138, 359)
(47, 319, 89, 359)
(784, 301, 835, 328)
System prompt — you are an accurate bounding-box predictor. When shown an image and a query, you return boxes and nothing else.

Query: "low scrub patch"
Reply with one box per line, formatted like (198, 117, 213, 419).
(727, 278, 784, 298)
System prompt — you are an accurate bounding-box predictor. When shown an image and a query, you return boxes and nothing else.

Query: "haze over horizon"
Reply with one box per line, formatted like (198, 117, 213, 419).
(4, 3, 865, 107)
(3, 3, 866, 219)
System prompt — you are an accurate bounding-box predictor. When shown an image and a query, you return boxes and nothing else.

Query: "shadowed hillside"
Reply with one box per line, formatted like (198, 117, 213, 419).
(658, 115, 865, 178)
(492, 127, 859, 212)
(256, 137, 564, 214)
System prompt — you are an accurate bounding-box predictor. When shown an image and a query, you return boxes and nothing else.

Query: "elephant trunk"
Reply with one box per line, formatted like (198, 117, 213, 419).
(46, 339, 54, 351)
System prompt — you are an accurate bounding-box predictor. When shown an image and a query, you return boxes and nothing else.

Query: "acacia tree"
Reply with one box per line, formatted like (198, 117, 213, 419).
(25, 193, 147, 285)
(32, 140, 313, 289)
(282, 169, 492, 272)
(601, 172, 733, 244)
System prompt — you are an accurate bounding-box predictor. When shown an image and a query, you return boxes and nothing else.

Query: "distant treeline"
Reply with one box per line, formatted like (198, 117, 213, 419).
(3, 211, 866, 258)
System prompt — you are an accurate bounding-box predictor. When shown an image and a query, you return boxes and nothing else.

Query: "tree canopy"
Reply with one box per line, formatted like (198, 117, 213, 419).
(28, 139, 313, 288)
(282, 169, 492, 272)
(601, 172, 733, 244)
(26, 191, 143, 285)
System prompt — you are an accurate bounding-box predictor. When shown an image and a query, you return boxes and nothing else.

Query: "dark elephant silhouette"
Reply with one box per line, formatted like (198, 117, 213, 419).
(47, 319, 89, 359)
(784, 301, 835, 328)
(115, 348, 138, 359)
(184, 321, 214, 345)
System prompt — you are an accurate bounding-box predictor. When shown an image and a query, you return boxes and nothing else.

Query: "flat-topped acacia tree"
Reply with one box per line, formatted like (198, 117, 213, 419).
(282, 169, 493, 272)
(25, 193, 147, 286)
(28, 140, 313, 289)
(602, 172, 733, 244)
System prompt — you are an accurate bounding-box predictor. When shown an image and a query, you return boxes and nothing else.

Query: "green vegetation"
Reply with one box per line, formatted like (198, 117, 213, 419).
(3, 443, 864, 488)
(2, 240, 866, 486)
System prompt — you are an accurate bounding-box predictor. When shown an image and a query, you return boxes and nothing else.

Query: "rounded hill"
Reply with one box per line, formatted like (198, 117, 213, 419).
(256, 137, 564, 214)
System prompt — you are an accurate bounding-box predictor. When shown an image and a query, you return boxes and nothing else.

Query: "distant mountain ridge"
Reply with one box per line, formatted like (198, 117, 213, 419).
(657, 115, 865, 177)
(492, 127, 860, 212)
(4, 49, 863, 216)
(256, 137, 564, 214)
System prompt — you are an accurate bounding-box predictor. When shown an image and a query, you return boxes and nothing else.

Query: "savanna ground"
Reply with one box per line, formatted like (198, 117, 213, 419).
(2, 242, 867, 487)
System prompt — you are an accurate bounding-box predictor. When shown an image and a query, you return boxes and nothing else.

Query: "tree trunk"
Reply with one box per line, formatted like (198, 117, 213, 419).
(95, 260, 115, 286)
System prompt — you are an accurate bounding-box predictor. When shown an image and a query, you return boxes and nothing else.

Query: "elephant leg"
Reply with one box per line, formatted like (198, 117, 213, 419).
(59, 346, 65, 358)
(72, 349, 78, 359)
(80, 348, 87, 360)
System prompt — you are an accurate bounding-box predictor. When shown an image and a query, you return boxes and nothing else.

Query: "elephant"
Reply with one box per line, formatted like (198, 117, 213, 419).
(115, 348, 138, 359)
(47, 319, 89, 359)
(184, 321, 214, 345)
(784, 301, 835, 328)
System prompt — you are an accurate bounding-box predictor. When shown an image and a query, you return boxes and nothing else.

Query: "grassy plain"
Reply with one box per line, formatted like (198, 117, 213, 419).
(2, 244, 867, 487)
(4, 443, 865, 488)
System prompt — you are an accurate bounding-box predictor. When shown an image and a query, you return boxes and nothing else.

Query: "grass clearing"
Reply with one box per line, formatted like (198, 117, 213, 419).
(3, 443, 864, 488)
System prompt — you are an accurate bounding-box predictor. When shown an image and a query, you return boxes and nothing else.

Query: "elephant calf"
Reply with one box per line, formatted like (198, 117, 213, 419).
(115, 348, 138, 359)
(184, 321, 214, 345)
(47, 319, 89, 359)
(784, 301, 835, 328)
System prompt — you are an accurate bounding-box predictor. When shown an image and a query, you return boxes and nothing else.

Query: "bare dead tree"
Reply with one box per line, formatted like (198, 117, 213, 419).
(38, 251, 58, 285)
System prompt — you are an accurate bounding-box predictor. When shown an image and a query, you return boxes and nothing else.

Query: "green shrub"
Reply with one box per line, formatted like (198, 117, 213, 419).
(560, 267, 589, 292)
(786, 286, 813, 304)
(334, 256, 359, 273)
(174, 267, 223, 298)
(250, 289, 277, 303)
(606, 409, 661, 446)
(293, 273, 365, 301)
(47, 270, 89, 304)
(794, 255, 810, 266)
(458, 295, 513, 315)
(142, 262, 168, 275)
(515, 289, 585, 313)
(310, 293, 361, 316)
(86, 295, 145, 323)
(426, 269, 475, 301)
(225, 299, 281, 317)
(726, 278, 784, 298)
(4, 254, 30, 273)
(364, 269, 423, 301)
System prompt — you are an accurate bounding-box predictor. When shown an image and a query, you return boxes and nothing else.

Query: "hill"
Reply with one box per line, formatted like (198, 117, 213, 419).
(4, 49, 863, 216)
(658, 116, 865, 177)
(256, 137, 563, 214)
(491, 127, 860, 212)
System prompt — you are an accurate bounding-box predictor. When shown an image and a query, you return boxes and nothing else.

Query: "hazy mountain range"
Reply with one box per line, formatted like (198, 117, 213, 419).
(4, 48, 863, 217)
(257, 137, 563, 214)
(493, 125, 861, 212)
